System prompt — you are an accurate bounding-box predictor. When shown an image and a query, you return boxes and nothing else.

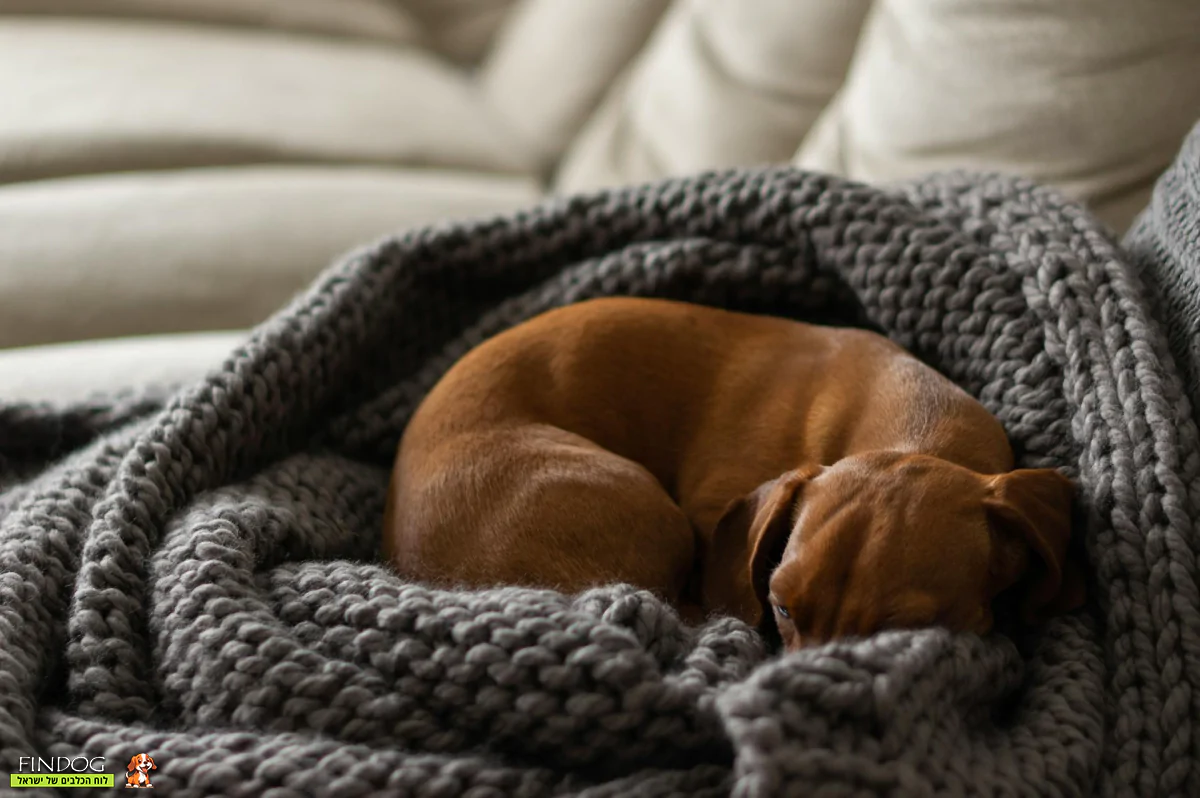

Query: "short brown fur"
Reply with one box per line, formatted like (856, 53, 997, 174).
(383, 298, 1084, 649)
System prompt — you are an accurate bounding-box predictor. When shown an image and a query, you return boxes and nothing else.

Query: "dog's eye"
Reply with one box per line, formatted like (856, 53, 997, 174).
(774, 604, 790, 619)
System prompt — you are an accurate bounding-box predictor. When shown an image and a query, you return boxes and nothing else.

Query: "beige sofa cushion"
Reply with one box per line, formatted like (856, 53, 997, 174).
(794, 0, 1200, 232)
(0, 167, 540, 348)
(0, 0, 521, 62)
(480, 0, 671, 168)
(401, 0, 517, 64)
(0, 331, 243, 403)
(554, 0, 873, 193)
(0, 1, 423, 42)
(0, 17, 537, 185)
(555, 0, 1200, 233)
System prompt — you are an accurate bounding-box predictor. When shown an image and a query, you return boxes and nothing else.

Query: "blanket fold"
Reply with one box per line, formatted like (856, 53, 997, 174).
(1, 167, 1197, 796)
(1124, 120, 1200, 429)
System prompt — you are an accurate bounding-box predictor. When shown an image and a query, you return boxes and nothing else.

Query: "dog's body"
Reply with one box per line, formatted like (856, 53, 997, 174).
(385, 298, 1082, 647)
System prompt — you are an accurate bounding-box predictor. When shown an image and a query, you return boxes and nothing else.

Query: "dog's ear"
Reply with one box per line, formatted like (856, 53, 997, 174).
(985, 468, 1084, 623)
(125, 757, 139, 773)
(705, 467, 818, 627)
(147, 757, 156, 770)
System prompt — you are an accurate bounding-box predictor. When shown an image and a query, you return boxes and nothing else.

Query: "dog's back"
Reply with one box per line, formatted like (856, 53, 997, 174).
(384, 297, 1013, 610)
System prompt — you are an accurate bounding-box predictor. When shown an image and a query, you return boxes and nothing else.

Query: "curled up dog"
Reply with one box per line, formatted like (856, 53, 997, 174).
(383, 298, 1085, 648)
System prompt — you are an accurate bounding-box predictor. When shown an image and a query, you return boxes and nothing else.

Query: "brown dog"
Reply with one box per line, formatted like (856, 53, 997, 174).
(384, 297, 1084, 648)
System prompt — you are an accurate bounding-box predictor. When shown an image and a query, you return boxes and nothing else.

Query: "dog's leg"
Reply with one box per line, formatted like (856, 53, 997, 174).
(388, 424, 696, 603)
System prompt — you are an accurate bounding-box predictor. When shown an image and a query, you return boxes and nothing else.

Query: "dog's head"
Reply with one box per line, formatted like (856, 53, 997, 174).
(706, 451, 1084, 650)
(126, 754, 156, 774)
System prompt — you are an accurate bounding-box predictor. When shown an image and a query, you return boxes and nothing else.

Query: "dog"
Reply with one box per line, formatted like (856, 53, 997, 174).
(124, 753, 156, 788)
(384, 297, 1084, 648)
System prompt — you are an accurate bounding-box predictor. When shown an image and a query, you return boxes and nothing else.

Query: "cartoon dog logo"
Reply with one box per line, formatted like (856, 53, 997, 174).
(124, 753, 156, 789)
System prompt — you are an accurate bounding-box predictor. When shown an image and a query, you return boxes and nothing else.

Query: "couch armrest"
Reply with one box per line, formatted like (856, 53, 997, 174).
(0, 331, 246, 403)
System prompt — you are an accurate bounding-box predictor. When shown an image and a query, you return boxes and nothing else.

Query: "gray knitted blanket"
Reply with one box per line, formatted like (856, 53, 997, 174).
(1125, 120, 1200, 431)
(2, 167, 1198, 797)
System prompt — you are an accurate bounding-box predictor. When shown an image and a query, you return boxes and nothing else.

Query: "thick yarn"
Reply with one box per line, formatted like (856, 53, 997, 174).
(1, 167, 1197, 797)
(1125, 120, 1200, 430)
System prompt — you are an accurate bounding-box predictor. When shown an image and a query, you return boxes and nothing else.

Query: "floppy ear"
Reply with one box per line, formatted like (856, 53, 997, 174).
(126, 757, 138, 773)
(703, 467, 818, 627)
(985, 468, 1085, 624)
(148, 757, 156, 770)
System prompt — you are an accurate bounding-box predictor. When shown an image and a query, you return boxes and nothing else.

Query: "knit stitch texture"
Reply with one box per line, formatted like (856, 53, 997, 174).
(1125, 120, 1200, 430)
(1, 167, 1198, 797)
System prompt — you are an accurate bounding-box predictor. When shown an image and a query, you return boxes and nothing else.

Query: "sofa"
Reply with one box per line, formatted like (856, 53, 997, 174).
(2, 0, 1199, 401)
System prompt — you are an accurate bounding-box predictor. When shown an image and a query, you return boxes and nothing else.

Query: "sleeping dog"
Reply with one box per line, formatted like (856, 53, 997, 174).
(384, 298, 1083, 647)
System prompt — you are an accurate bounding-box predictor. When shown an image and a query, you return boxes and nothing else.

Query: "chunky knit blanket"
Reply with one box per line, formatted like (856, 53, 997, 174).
(2, 167, 1199, 798)
(1125, 120, 1200, 430)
